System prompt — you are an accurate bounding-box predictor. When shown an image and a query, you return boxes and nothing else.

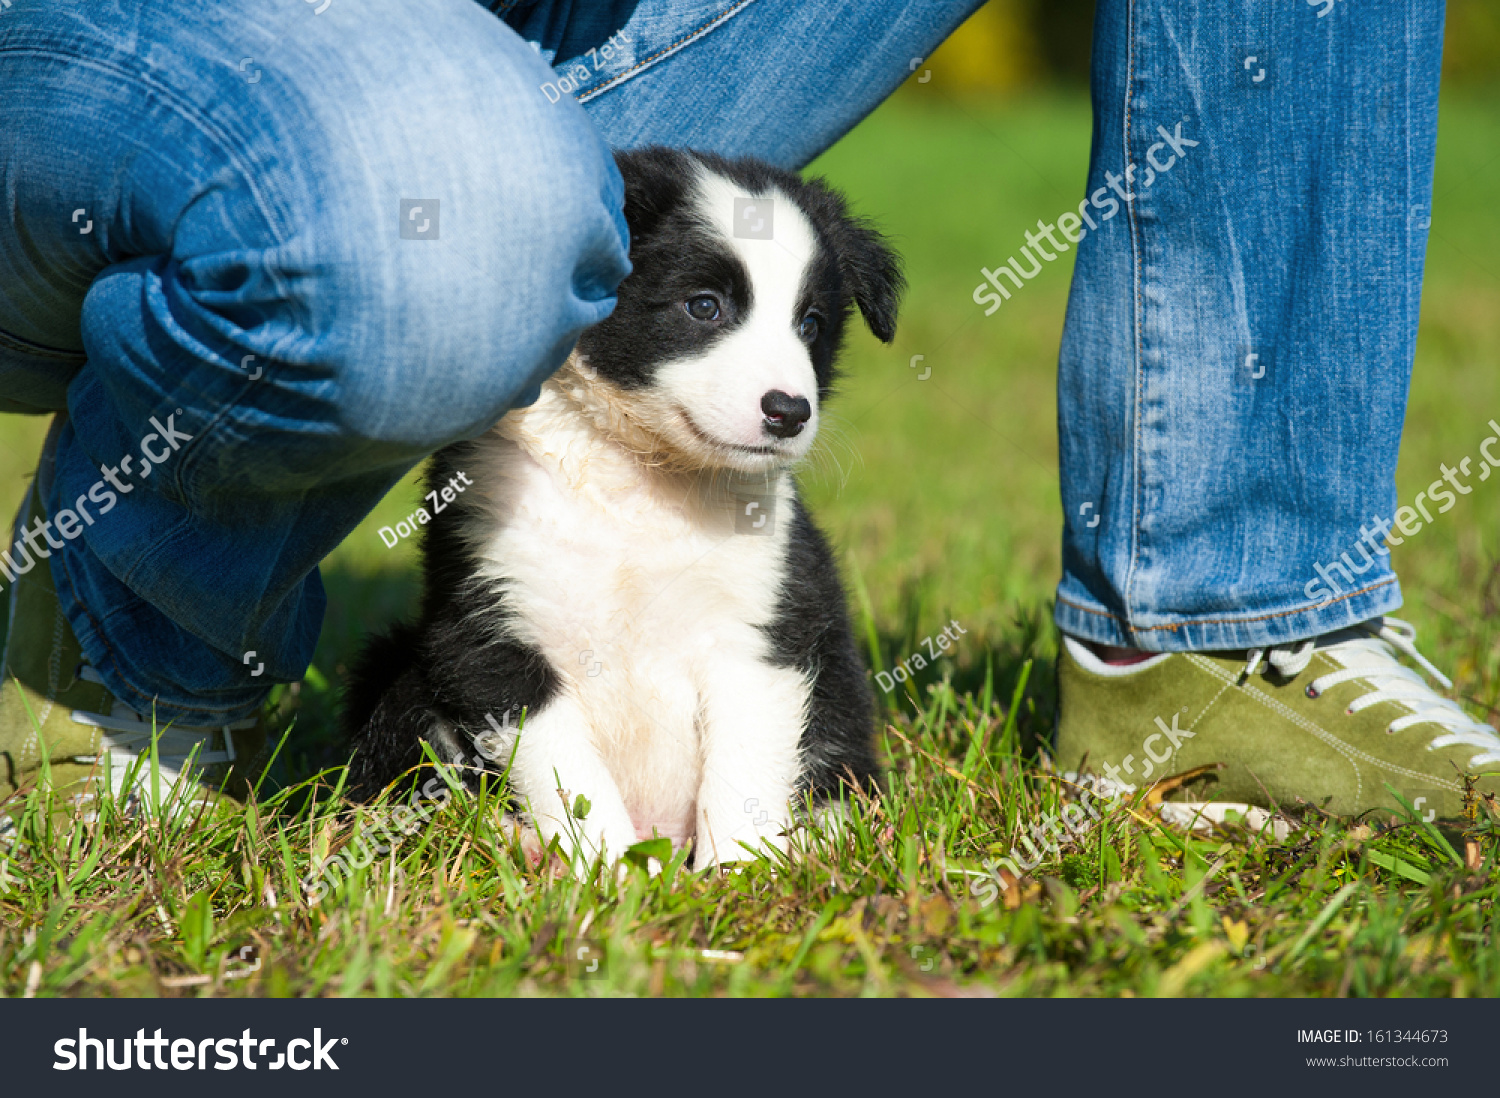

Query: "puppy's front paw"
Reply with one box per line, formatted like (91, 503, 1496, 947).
(692, 821, 788, 873)
(555, 820, 643, 882)
(499, 812, 569, 876)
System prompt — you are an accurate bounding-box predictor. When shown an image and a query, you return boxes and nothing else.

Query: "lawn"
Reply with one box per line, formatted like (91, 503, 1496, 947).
(2, 86, 1499, 997)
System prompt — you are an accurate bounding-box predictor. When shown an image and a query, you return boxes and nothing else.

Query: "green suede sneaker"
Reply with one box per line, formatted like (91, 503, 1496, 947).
(1, 454, 268, 819)
(1056, 618, 1500, 826)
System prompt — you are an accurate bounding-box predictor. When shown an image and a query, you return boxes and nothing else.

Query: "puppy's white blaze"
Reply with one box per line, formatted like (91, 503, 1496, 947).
(656, 170, 823, 456)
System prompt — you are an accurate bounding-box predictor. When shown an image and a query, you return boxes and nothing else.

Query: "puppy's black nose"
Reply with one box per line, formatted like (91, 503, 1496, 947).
(761, 390, 811, 439)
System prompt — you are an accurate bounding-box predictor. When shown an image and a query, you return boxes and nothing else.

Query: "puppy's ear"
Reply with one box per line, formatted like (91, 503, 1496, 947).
(804, 179, 905, 344)
(836, 217, 904, 343)
(613, 146, 690, 243)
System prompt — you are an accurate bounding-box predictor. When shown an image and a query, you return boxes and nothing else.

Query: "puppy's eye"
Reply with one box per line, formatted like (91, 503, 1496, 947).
(685, 295, 721, 322)
(798, 314, 821, 342)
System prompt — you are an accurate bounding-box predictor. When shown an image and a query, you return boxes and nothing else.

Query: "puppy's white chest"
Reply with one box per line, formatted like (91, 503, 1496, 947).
(482, 422, 784, 664)
(464, 392, 799, 844)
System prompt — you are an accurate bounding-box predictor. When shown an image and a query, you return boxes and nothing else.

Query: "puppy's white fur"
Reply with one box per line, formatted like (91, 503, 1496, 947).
(458, 367, 809, 871)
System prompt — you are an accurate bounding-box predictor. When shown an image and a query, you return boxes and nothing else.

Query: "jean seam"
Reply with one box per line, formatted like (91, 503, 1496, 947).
(1121, 0, 1144, 645)
(1057, 574, 1399, 633)
(576, 0, 756, 103)
(1404, 3, 1417, 342)
(0, 325, 86, 363)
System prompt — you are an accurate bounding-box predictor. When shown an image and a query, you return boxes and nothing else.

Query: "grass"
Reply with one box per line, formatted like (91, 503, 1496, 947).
(2, 87, 1499, 997)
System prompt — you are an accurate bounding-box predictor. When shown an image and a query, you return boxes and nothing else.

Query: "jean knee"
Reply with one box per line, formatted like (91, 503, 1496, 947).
(342, 106, 630, 448)
(233, 1, 631, 453)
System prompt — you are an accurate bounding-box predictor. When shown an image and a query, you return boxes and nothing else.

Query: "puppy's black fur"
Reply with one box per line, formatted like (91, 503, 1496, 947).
(344, 147, 902, 823)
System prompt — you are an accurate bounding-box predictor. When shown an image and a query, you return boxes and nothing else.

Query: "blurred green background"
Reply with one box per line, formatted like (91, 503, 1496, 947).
(1, 3, 1496, 773)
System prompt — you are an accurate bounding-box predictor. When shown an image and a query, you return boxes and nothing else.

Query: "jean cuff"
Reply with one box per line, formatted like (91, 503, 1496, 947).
(1053, 575, 1404, 652)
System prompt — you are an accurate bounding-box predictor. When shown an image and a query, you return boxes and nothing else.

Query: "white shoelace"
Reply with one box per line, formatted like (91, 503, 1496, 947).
(1243, 617, 1500, 767)
(69, 665, 252, 802)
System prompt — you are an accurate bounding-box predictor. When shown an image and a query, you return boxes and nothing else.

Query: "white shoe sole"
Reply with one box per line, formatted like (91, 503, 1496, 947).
(1064, 771, 1296, 841)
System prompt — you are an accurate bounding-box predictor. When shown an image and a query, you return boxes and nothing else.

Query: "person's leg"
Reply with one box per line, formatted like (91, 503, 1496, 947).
(495, 0, 985, 167)
(0, 0, 629, 732)
(1051, 0, 1500, 822)
(1054, 0, 1438, 650)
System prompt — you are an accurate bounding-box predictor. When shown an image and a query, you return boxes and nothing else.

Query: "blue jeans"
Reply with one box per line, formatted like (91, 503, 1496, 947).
(1052, 0, 1444, 651)
(0, 0, 981, 725)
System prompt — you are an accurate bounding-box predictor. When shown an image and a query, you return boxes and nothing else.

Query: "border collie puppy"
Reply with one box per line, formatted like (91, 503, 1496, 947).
(344, 146, 903, 872)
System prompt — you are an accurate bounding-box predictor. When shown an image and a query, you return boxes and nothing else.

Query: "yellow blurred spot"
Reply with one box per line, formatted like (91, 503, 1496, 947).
(1222, 916, 1250, 954)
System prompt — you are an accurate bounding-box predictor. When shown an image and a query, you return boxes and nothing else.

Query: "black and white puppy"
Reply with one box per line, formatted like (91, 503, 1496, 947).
(344, 146, 903, 872)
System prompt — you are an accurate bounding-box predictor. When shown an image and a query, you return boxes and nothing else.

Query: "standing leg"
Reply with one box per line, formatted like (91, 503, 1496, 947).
(1052, 1, 1500, 823)
(1053, 0, 1440, 647)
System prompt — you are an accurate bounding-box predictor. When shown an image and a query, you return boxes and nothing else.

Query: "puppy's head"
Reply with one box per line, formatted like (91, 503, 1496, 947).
(572, 147, 903, 473)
